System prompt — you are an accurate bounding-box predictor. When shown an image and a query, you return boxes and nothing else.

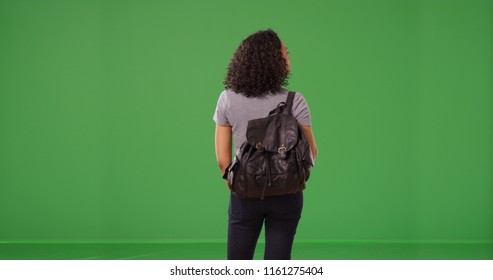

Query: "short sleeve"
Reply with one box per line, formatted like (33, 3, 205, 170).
(292, 92, 311, 126)
(212, 90, 230, 125)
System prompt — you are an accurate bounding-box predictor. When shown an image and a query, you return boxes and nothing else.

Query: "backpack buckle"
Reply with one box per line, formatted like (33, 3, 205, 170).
(278, 144, 286, 155)
(256, 142, 264, 151)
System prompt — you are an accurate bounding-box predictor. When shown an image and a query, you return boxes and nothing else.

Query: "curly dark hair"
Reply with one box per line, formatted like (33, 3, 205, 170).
(223, 29, 290, 98)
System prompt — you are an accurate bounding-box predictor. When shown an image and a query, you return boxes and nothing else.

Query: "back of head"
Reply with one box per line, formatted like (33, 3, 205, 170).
(223, 28, 291, 98)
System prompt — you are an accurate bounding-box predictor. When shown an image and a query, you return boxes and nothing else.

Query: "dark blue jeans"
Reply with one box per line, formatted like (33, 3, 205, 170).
(227, 191, 303, 260)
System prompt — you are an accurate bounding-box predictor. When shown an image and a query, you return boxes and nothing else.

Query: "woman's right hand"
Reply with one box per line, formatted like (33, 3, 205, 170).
(301, 125, 318, 164)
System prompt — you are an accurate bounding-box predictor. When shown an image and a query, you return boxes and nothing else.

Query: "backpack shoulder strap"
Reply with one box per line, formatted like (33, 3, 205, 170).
(284, 91, 295, 115)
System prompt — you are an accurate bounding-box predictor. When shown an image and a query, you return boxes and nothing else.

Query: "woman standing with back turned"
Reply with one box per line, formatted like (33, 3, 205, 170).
(213, 29, 318, 260)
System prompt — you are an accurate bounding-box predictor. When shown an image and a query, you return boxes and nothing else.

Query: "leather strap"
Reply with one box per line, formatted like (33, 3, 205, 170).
(284, 91, 295, 115)
(278, 91, 295, 159)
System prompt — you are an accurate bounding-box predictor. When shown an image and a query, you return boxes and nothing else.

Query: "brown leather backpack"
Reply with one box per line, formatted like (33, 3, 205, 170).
(222, 91, 314, 199)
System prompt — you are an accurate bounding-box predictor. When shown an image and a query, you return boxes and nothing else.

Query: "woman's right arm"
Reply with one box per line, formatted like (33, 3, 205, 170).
(301, 125, 318, 164)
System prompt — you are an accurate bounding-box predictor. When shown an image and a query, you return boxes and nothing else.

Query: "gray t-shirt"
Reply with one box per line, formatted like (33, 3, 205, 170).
(213, 87, 312, 155)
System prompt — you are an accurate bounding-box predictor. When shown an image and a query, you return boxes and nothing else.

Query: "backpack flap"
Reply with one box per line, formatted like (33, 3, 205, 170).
(245, 91, 298, 155)
(246, 114, 298, 154)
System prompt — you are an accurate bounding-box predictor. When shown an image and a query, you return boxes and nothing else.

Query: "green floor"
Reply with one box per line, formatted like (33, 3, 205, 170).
(1, 241, 492, 260)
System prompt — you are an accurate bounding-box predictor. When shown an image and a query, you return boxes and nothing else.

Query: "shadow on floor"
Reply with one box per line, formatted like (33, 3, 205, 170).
(1, 241, 492, 260)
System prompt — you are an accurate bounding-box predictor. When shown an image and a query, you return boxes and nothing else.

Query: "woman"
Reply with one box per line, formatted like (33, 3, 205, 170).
(213, 29, 318, 260)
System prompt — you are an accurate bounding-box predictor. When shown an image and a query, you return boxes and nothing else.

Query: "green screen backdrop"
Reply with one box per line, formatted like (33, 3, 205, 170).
(0, 0, 492, 246)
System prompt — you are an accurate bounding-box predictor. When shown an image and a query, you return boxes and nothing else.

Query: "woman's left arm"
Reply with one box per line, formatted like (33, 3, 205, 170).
(215, 124, 232, 188)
